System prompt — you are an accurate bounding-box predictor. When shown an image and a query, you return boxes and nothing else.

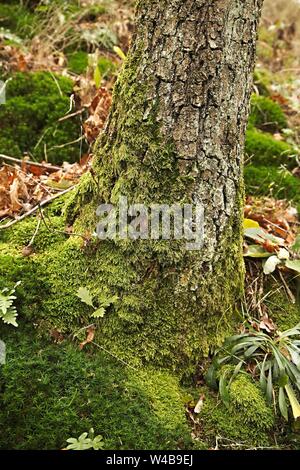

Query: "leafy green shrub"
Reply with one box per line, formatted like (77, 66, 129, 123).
(0, 72, 86, 164)
(249, 95, 287, 133)
(207, 324, 300, 421)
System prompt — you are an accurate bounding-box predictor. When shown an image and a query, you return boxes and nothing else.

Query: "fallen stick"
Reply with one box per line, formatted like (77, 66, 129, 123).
(0, 186, 75, 230)
(0, 154, 61, 173)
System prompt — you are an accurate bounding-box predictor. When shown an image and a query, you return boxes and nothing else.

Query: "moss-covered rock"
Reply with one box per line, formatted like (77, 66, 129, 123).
(199, 374, 275, 448)
(249, 95, 287, 133)
(0, 72, 86, 164)
(245, 128, 296, 168)
(0, 326, 192, 450)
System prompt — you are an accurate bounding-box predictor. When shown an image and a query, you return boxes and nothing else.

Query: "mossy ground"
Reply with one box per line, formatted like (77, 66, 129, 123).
(197, 374, 275, 448)
(0, 325, 192, 450)
(0, 72, 86, 164)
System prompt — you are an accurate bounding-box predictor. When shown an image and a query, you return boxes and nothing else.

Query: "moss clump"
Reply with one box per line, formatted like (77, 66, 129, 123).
(199, 375, 274, 448)
(264, 279, 300, 331)
(67, 51, 117, 78)
(67, 50, 89, 75)
(244, 165, 300, 210)
(0, 72, 86, 164)
(0, 326, 192, 450)
(249, 95, 287, 133)
(245, 128, 296, 168)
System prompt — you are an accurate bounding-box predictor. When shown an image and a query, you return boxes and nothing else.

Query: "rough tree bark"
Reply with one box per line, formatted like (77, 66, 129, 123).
(68, 0, 264, 372)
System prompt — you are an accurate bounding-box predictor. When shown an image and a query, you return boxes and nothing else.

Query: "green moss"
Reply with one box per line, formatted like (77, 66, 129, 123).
(244, 165, 300, 210)
(0, 72, 86, 164)
(98, 56, 117, 78)
(0, 327, 191, 450)
(67, 50, 89, 75)
(199, 375, 275, 448)
(67, 51, 117, 78)
(245, 128, 296, 167)
(264, 278, 300, 331)
(58, 32, 245, 373)
(249, 95, 287, 133)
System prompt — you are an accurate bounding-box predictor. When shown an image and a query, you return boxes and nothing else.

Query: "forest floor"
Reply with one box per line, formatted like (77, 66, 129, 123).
(0, 0, 300, 451)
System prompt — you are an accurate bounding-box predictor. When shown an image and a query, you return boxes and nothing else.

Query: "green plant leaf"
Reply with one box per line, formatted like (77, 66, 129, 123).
(285, 260, 300, 275)
(291, 235, 300, 253)
(243, 245, 272, 258)
(244, 227, 284, 246)
(279, 387, 289, 421)
(92, 307, 106, 318)
(244, 344, 260, 358)
(243, 219, 260, 229)
(219, 374, 230, 408)
(99, 294, 119, 308)
(260, 355, 267, 393)
(76, 287, 94, 307)
(94, 65, 102, 88)
(278, 373, 289, 388)
(285, 383, 300, 420)
(113, 45, 126, 61)
(205, 364, 218, 390)
(266, 367, 273, 404)
(1, 310, 18, 327)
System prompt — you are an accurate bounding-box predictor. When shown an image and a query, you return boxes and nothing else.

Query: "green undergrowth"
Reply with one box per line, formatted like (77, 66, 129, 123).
(197, 374, 275, 448)
(0, 325, 192, 450)
(0, 71, 86, 164)
(0, 2, 36, 39)
(244, 165, 300, 211)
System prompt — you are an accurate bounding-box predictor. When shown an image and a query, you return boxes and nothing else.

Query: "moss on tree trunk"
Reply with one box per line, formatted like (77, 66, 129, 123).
(60, 0, 263, 373)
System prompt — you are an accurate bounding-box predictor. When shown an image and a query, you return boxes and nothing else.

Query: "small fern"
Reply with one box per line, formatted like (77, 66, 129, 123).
(0, 281, 21, 327)
(65, 428, 104, 450)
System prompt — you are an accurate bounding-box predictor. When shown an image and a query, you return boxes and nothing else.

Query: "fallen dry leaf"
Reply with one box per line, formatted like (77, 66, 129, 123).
(79, 326, 96, 350)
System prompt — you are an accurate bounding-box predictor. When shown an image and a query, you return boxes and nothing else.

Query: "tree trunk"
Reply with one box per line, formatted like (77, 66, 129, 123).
(69, 0, 264, 373)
